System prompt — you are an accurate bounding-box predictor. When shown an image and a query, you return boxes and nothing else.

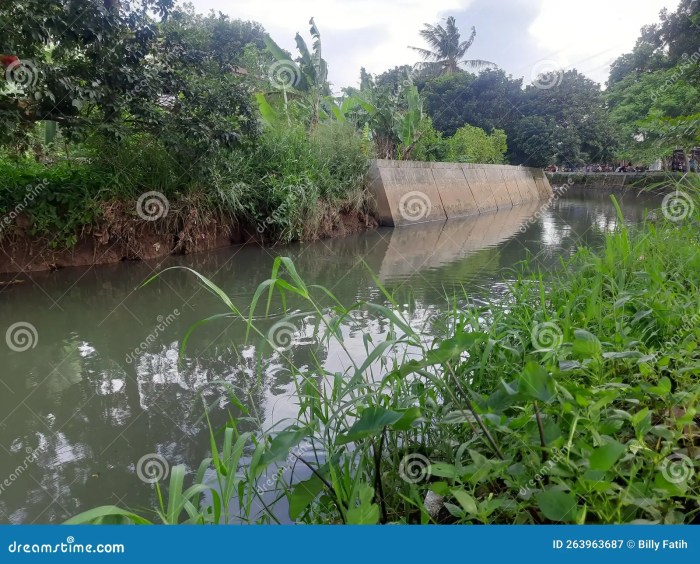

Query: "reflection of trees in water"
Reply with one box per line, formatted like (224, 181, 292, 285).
(0, 192, 663, 523)
(0, 304, 334, 523)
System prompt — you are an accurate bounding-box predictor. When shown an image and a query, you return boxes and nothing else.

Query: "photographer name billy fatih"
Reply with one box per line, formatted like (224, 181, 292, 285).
(552, 539, 688, 550)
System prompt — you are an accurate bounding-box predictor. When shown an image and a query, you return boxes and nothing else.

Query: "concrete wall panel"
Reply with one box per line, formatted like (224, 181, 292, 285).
(368, 160, 550, 227)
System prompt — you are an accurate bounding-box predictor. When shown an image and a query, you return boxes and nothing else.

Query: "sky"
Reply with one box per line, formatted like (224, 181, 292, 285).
(188, 0, 680, 90)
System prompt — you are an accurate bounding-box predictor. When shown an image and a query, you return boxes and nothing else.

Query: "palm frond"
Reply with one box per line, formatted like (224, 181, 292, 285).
(409, 45, 440, 61)
(457, 27, 477, 58)
(461, 58, 498, 71)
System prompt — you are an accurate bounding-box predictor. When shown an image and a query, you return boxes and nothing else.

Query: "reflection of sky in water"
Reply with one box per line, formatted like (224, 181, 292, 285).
(0, 189, 662, 523)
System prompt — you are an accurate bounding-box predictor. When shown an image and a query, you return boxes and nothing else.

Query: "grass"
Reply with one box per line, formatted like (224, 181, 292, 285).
(66, 177, 700, 525)
(0, 122, 372, 248)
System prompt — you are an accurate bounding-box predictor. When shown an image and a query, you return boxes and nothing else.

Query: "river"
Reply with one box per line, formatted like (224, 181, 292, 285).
(0, 187, 662, 523)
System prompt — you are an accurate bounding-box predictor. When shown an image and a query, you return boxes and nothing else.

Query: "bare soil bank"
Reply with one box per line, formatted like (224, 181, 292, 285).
(0, 205, 377, 275)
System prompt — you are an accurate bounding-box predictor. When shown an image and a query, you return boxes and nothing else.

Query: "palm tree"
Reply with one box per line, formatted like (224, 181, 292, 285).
(409, 16, 496, 75)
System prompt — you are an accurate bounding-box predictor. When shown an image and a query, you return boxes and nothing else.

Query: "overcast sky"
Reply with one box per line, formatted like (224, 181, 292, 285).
(188, 0, 680, 90)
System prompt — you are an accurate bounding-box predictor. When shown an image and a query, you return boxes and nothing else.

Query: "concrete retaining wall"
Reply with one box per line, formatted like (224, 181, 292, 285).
(369, 160, 553, 226)
(547, 172, 684, 191)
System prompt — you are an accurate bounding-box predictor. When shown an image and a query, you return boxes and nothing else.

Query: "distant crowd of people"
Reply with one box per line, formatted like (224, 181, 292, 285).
(674, 157, 698, 173)
(545, 163, 645, 173)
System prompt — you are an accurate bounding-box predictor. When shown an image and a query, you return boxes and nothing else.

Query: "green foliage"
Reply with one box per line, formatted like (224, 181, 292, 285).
(0, 7, 369, 248)
(409, 16, 495, 75)
(446, 124, 507, 164)
(0, 155, 102, 247)
(421, 70, 520, 137)
(606, 0, 700, 162)
(421, 68, 616, 167)
(215, 122, 370, 242)
(69, 179, 700, 525)
(0, 1, 260, 160)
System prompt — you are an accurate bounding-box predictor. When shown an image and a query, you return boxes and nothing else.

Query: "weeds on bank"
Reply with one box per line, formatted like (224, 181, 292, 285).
(0, 123, 370, 248)
(68, 180, 700, 525)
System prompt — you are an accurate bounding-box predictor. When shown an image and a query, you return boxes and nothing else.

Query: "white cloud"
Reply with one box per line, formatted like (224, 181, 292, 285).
(188, 0, 681, 88)
(189, 0, 476, 88)
(527, 0, 679, 85)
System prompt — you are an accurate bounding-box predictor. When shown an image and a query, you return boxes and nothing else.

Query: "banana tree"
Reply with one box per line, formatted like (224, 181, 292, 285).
(333, 68, 424, 159)
(260, 18, 330, 126)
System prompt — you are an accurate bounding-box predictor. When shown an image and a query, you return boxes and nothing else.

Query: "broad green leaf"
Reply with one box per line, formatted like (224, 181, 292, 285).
(631, 408, 652, 436)
(648, 377, 672, 396)
(589, 441, 626, 471)
(346, 484, 380, 525)
(603, 351, 643, 359)
(451, 489, 478, 514)
(337, 407, 403, 444)
(260, 428, 308, 465)
(392, 406, 422, 431)
(572, 329, 601, 358)
(518, 362, 555, 403)
(289, 472, 326, 521)
(428, 462, 458, 479)
(263, 34, 294, 63)
(535, 490, 578, 522)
